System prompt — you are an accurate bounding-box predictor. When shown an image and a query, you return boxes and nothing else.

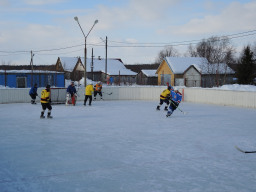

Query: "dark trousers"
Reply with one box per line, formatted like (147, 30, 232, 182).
(94, 91, 102, 98)
(30, 93, 37, 100)
(84, 95, 92, 105)
(41, 103, 52, 111)
(159, 98, 169, 105)
(170, 100, 179, 111)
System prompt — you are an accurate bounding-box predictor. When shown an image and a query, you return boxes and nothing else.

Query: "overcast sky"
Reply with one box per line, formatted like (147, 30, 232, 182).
(0, 0, 255, 65)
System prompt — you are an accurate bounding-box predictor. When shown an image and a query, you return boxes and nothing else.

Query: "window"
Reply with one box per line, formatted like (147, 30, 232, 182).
(160, 74, 171, 85)
(47, 75, 54, 86)
(16, 77, 27, 88)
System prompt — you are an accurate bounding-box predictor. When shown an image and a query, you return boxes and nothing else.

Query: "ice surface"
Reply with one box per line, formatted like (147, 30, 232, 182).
(0, 101, 256, 192)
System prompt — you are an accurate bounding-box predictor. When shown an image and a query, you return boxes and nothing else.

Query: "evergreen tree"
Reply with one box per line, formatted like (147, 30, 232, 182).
(236, 45, 255, 84)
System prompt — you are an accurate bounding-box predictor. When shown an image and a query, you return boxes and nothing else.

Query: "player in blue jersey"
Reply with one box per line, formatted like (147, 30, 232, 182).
(166, 88, 182, 117)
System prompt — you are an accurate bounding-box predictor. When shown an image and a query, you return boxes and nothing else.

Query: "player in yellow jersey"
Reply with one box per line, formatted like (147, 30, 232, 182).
(40, 85, 52, 119)
(156, 86, 173, 111)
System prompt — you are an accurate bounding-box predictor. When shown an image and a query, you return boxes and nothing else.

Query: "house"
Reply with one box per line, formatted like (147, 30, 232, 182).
(200, 63, 235, 87)
(85, 58, 137, 85)
(0, 69, 65, 88)
(55, 57, 137, 85)
(156, 57, 235, 87)
(56, 57, 83, 81)
(136, 70, 158, 85)
(183, 65, 202, 87)
(125, 64, 159, 73)
(125, 63, 159, 85)
(156, 57, 206, 86)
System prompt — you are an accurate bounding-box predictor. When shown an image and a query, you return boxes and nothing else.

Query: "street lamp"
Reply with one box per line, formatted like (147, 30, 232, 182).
(74, 16, 98, 87)
(100, 36, 108, 81)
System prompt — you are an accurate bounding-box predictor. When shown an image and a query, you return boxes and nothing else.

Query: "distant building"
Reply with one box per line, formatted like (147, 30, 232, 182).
(125, 63, 159, 85)
(156, 57, 235, 87)
(125, 64, 159, 73)
(55, 57, 83, 81)
(0, 70, 65, 88)
(56, 57, 137, 85)
(136, 70, 158, 85)
(86, 58, 137, 85)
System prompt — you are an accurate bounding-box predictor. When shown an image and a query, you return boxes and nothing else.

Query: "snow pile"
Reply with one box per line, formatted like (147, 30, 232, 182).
(214, 84, 256, 92)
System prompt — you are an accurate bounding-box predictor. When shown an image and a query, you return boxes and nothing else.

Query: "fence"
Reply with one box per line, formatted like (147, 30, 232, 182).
(0, 86, 255, 108)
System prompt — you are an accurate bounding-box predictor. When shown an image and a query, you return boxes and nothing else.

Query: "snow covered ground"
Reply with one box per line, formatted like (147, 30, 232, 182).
(0, 100, 256, 192)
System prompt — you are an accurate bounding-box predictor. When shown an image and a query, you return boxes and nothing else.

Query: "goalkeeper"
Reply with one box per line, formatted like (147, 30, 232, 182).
(66, 82, 77, 105)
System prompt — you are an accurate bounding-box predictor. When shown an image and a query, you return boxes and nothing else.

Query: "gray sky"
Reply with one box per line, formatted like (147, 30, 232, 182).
(0, 0, 256, 65)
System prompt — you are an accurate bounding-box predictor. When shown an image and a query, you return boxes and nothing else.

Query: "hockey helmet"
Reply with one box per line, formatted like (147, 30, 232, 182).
(46, 84, 51, 89)
(168, 86, 173, 90)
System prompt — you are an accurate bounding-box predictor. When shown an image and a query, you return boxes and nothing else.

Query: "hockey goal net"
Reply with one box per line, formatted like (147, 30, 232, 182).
(50, 88, 66, 104)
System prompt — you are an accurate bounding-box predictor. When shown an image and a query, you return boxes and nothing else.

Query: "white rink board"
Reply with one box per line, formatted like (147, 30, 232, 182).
(0, 86, 256, 108)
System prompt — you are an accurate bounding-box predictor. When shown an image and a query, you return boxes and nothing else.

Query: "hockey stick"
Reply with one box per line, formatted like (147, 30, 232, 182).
(235, 146, 256, 153)
(170, 100, 187, 115)
(102, 92, 113, 95)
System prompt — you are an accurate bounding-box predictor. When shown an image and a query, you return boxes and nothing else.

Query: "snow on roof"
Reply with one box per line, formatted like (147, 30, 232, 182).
(165, 57, 207, 74)
(59, 57, 79, 72)
(165, 57, 234, 75)
(0, 70, 63, 74)
(141, 69, 157, 77)
(84, 58, 137, 76)
(59, 57, 136, 76)
(200, 63, 235, 74)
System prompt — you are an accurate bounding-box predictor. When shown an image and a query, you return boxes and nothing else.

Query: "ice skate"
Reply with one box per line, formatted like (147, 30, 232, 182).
(47, 112, 53, 119)
(166, 111, 172, 117)
(40, 112, 45, 119)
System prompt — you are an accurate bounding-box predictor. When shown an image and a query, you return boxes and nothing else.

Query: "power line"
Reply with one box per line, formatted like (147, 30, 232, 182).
(108, 29, 256, 45)
(0, 29, 256, 54)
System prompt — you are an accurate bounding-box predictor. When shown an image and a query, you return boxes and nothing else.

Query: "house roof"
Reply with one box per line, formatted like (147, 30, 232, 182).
(0, 70, 63, 74)
(59, 57, 80, 72)
(58, 57, 136, 76)
(201, 63, 235, 74)
(164, 57, 207, 74)
(141, 69, 158, 77)
(84, 58, 137, 76)
(125, 64, 159, 73)
(0, 65, 56, 71)
(159, 57, 234, 75)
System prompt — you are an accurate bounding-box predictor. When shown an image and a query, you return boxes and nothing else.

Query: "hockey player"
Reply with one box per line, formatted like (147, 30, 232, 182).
(66, 82, 77, 106)
(166, 89, 182, 117)
(156, 86, 173, 111)
(84, 82, 94, 106)
(94, 81, 103, 100)
(40, 84, 52, 119)
(29, 83, 38, 104)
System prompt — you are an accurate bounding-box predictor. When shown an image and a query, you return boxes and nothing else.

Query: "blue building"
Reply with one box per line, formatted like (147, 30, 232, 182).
(0, 70, 65, 88)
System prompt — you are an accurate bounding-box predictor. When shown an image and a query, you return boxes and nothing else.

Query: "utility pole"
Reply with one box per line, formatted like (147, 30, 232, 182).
(91, 48, 94, 81)
(30, 50, 34, 87)
(105, 36, 108, 81)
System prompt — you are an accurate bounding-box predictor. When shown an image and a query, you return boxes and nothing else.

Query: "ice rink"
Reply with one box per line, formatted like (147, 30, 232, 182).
(0, 100, 256, 192)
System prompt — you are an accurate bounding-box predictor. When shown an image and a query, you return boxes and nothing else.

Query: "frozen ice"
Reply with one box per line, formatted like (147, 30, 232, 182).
(0, 100, 256, 192)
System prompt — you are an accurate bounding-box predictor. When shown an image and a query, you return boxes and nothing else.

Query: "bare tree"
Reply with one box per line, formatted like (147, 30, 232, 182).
(155, 46, 179, 64)
(186, 36, 235, 86)
(186, 44, 198, 57)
